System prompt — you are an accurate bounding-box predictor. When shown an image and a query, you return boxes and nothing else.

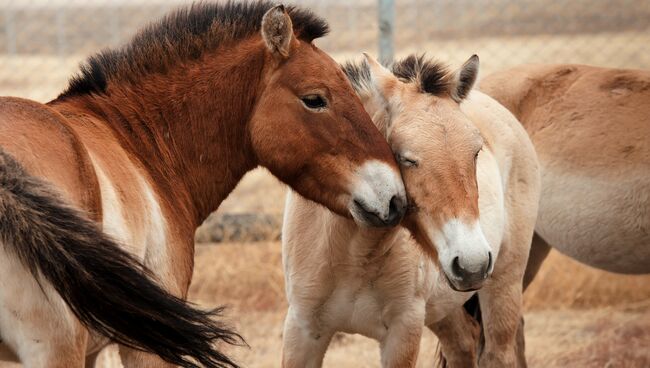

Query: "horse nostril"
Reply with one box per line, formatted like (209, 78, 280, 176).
(484, 251, 493, 277)
(452, 256, 463, 277)
(386, 195, 405, 225)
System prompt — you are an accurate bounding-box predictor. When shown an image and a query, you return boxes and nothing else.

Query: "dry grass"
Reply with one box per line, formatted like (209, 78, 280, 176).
(2, 241, 649, 367)
(85, 242, 650, 368)
(192, 243, 650, 368)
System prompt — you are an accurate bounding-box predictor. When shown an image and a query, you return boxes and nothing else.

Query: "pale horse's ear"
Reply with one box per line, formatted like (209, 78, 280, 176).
(449, 54, 479, 103)
(362, 53, 401, 137)
(363, 52, 400, 102)
(261, 5, 294, 58)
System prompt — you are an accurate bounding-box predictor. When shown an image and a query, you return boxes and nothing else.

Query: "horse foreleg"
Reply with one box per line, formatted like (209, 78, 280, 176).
(477, 280, 523, 368)
(282, 307, 333, 368)
(380, 315, 423, 368)
(428, 307, 480, 368)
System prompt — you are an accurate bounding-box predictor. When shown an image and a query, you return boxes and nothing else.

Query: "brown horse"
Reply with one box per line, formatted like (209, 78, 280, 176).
(0, 2, 406, 368)
(480, 64, 650, 283)
(281, 54, 540, 368)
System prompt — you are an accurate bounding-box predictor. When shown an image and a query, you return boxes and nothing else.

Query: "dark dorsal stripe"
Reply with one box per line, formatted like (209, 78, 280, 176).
(58, 1, 329, 99)
(342, 54, 451, 97)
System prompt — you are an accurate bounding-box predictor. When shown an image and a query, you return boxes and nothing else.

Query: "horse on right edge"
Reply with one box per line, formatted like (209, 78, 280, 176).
(480, 63, 650, 285)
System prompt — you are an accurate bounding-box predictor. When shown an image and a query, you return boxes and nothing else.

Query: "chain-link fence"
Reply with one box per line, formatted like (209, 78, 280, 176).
(1, 0, 649, 102)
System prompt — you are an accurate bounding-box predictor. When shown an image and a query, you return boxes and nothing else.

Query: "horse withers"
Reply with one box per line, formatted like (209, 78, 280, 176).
(282, 54, 540, 368)
(0, 2, 406, 367)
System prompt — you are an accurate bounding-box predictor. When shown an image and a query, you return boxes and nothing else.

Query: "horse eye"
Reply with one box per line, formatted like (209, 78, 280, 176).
(397, 154, 418, 168)
(301, 95, 327, 110)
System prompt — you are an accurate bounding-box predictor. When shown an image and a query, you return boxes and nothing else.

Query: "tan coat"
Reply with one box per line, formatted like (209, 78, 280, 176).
(480, 64, 650, 275)
(282, 55, 540, 368)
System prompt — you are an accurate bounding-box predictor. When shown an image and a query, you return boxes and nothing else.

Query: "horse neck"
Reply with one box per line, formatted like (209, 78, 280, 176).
(50, 40, 266, 227)
(323, 88, 399, 264)
(326, 213, 398, 266)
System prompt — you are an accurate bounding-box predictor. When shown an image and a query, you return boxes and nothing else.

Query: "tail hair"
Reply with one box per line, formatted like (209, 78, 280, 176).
(0, 149, 243, 368)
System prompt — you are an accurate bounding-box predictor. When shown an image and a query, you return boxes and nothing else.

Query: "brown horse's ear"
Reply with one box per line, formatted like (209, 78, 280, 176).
(261, 5, 294, 58)
(449, 54, 479, 103)
(364, 53, 399, 101)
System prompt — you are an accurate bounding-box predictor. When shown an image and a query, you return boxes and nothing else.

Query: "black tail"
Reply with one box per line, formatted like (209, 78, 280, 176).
(0, 150, 243, 368)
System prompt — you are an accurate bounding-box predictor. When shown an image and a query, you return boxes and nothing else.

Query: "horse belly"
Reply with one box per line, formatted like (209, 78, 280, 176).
(537, 164, 650, 274)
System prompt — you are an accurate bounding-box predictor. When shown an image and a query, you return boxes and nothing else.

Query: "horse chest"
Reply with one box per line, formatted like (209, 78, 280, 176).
(323, 282, 389, 340)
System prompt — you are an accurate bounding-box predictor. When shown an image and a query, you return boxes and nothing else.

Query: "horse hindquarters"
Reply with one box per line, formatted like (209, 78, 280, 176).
(0, 248, 88, 367)
(0, 149, 241, 368)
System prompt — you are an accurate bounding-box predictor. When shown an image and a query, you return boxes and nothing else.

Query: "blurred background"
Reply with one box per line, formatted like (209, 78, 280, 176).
(1, 0, 649, 367)
(2, 0, 650, 101)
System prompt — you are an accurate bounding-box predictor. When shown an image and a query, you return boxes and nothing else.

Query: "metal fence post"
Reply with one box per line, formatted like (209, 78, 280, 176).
(378, 0, 394, 64)
(4, 7, 16, 55)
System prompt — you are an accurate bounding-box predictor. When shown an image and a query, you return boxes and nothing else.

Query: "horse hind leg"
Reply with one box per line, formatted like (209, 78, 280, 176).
(523, 233, 552, 291)
(0, 247, 87, 368)
(511, 233, 552, 368)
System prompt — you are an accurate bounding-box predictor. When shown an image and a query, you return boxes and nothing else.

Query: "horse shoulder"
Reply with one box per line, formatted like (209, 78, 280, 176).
(461, 91, 540, 255)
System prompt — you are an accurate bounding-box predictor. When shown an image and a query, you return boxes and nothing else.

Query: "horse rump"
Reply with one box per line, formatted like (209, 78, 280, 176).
(0, 149, 243, 368)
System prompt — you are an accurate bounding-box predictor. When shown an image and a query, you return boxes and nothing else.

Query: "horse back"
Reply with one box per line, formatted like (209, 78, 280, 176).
(0, 97, 101, 220)
(480, 64, 650, 172)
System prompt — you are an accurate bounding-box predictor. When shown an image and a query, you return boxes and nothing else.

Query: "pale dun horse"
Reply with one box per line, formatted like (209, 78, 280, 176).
(0, 2, 406, 367)
(282, 54, 540, 368)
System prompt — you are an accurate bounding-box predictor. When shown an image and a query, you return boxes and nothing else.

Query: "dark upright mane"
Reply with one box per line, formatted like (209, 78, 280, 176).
(392, 54, 451, 96)
(342, 54, 451, 97)
(57, 1, 329, 99)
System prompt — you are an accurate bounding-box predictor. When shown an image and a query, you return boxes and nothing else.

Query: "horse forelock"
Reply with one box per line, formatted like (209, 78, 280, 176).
(57, 1, 329, 100)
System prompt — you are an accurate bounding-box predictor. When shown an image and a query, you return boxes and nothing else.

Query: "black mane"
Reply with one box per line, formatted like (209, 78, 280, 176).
(392, 54, 451, 96)
(58, 1, 329, 99)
